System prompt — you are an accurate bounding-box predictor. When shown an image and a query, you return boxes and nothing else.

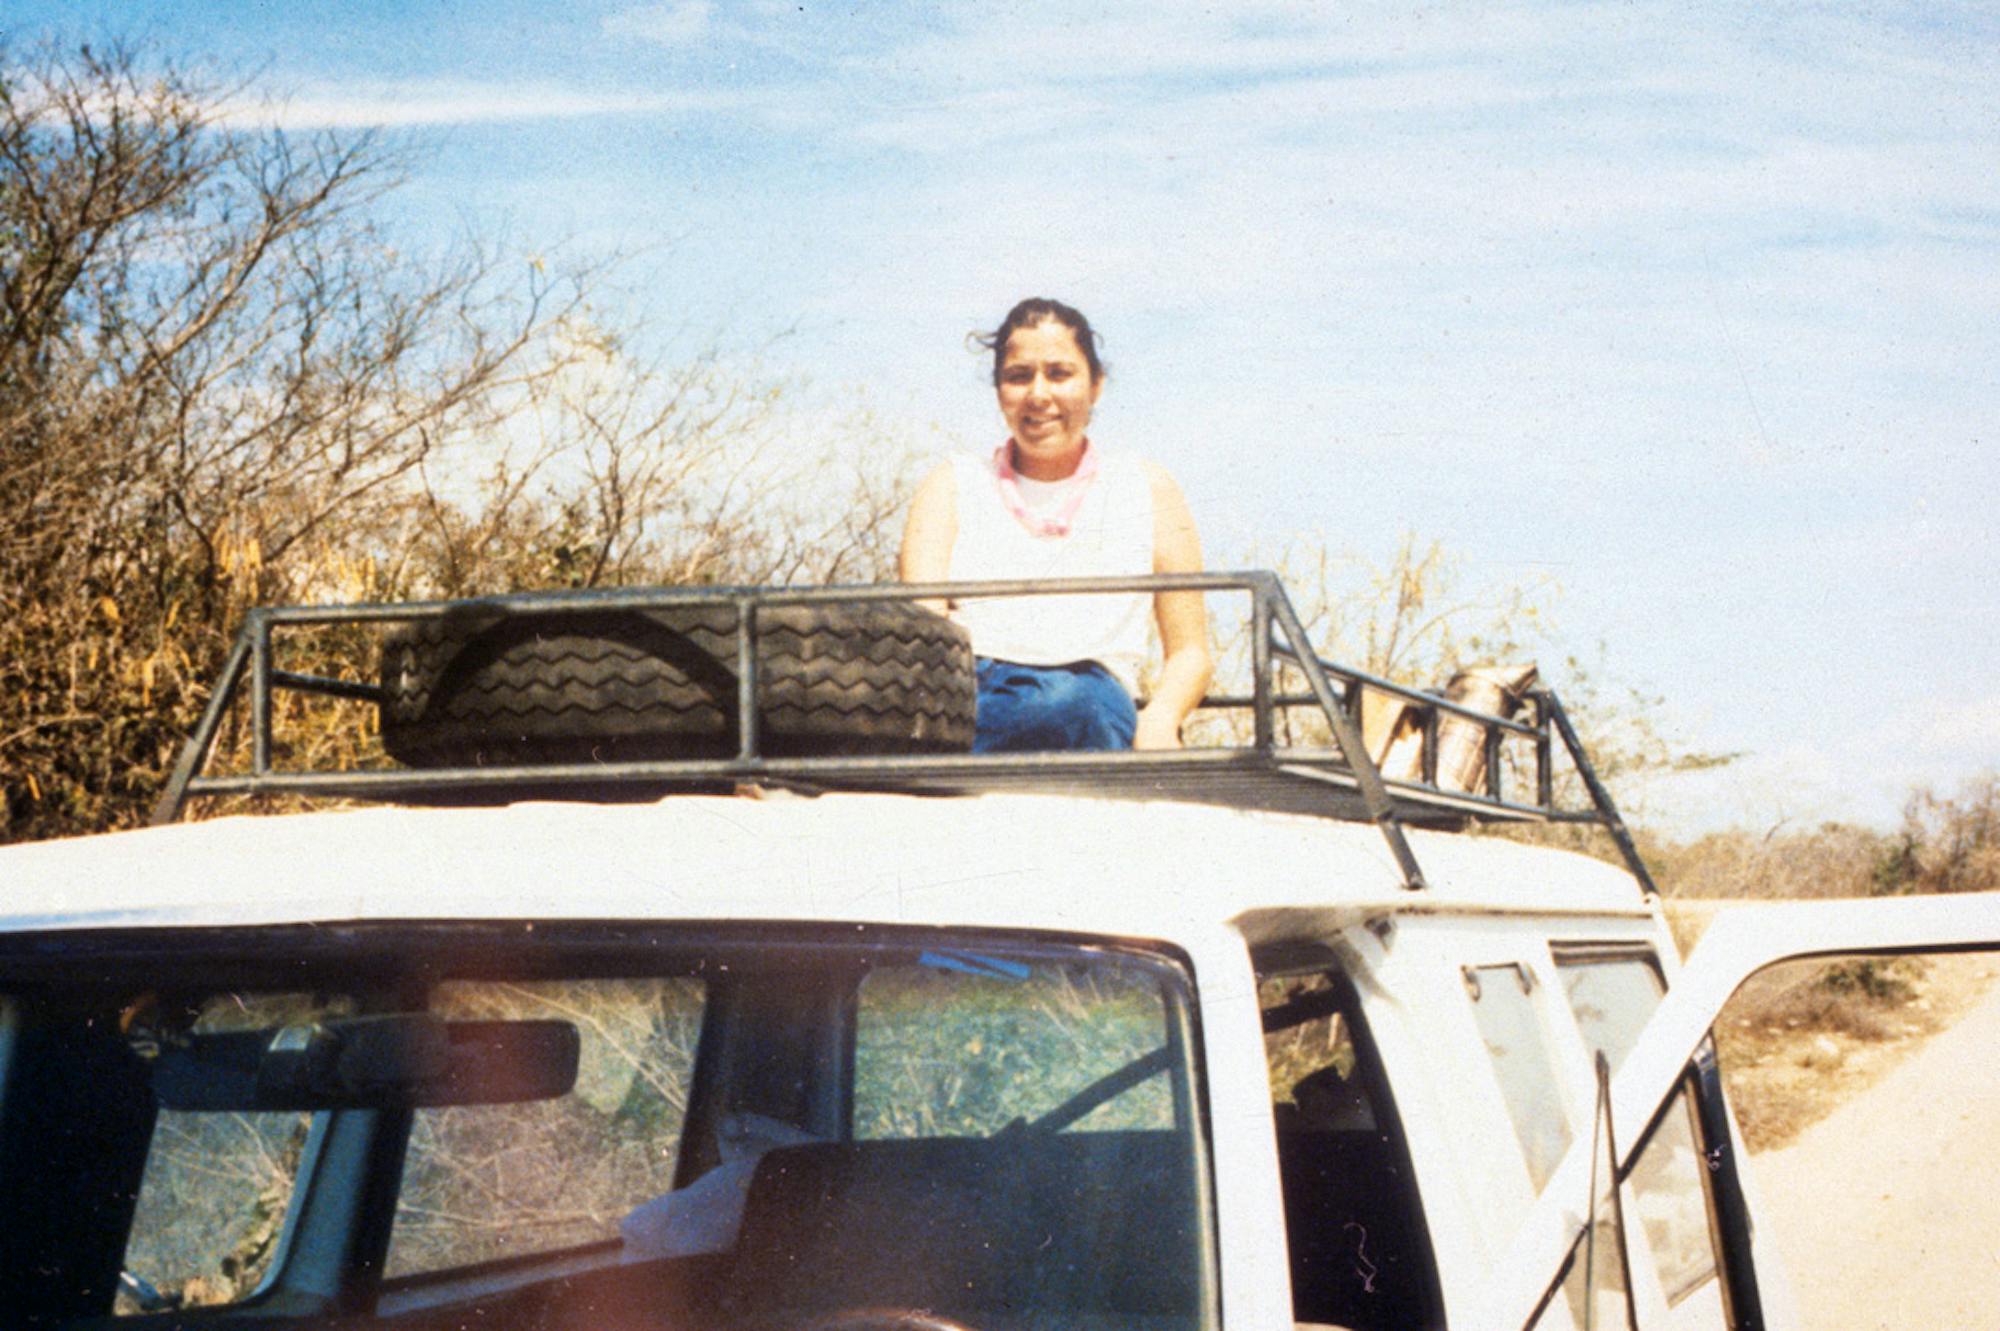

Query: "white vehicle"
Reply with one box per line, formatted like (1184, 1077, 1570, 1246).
(3, 574, 1993, 1331)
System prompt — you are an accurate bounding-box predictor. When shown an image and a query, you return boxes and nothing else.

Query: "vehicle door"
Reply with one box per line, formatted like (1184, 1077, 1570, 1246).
(1483, 893, 2000, 1331)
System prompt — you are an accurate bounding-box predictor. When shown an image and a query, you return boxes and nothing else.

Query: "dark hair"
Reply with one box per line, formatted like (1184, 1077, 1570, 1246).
(974, 297, 1105, 387)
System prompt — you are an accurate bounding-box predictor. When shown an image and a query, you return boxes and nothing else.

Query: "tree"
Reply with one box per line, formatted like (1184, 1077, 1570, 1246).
(1879, 773, 2000, 896)
(1181, 532, 1733, 853)
(0, 42, 915, 841)
(0, 42, 590, 838)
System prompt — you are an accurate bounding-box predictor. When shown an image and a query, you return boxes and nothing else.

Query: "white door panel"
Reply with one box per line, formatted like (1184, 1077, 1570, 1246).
(1483, 892, 2000, 1329)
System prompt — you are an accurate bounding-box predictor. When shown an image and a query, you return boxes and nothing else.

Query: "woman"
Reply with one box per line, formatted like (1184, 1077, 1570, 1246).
(899, 298, 1213, 751)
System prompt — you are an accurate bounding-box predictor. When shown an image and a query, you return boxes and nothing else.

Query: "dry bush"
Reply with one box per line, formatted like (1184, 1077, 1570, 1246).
(1651, 821, 1887, 901)
(118, 1111, 310, 1311)
(1655, 821, 1929, 1062)
(1259, 974, 1357, 1105)
(1182, 533, 1732, 882)
(1880, 773, 2000, 897)
(853, 963, 1172, 1139)
(118, 992, 357, 1309)
(1740, 959, 1922, 1040)
(1650, 775, 1998, 923)
(1185, 533, 1556, 753)
(1653, 778, 1999, 1147)
(0, 41, 922, 842)
(0, 41, 584, 840)
(110, 977, 708, 1301)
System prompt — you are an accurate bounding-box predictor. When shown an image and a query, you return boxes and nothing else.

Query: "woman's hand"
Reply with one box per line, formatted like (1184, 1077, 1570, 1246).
(1133, 706, 1185, 750)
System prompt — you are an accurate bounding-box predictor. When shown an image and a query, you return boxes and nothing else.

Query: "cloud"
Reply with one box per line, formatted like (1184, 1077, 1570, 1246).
(602, 2, 715, 48)
(1913, 694, 2000, 769)
(812, 0, 1998, 231)
(1641, 684, 2000, 836)
(228, 82, 724, 129)
(844, 1, 1585, 87)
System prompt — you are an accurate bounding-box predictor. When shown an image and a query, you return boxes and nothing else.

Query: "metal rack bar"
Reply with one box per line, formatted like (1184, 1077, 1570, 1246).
(1257, 575, 1428, 891)
(250, 613, 272, 777)
(1535, 694, 1555, 809)
(1250, 591, 1273, 751)
(1269, 640, 1544, 739)
(1543, 691, 1658, 895)
(245, 573, 1265, 625)
(148, 634, 254, 827)
(271, 670, 387, 704)
(148, 571, 1661, 899)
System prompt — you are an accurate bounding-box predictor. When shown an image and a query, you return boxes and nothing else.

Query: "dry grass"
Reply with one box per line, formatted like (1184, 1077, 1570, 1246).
(1651, 780, 2000, 1151)
(1665, 898, 1992, 1151)
(1713, 955, 1994, 1151)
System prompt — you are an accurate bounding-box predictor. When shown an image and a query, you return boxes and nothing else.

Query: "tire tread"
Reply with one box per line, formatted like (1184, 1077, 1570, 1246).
(378, 602, 975, 766)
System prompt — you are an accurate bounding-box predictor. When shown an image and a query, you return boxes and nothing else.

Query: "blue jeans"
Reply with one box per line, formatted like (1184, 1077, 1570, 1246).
(973, 658, 1137, 753)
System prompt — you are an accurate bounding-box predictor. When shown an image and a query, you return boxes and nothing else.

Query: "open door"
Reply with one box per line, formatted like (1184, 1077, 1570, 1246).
(1483, 892, 2000, 1330)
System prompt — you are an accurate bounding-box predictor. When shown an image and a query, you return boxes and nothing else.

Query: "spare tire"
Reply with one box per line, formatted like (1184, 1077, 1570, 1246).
(378, 601, 976, 767)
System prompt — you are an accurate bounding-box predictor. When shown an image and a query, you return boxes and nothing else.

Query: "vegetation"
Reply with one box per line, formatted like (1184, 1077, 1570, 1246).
(1649, 773, 2000, 1149)
(854, 962, 1174, 1139)
(10, 37, 1996, 1269)
(1186, 534, 1554, 753)
(0, 40, 915, 843)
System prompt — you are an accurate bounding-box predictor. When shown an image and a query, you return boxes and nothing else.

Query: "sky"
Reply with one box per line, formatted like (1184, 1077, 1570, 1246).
(17, 1, 1999, 835)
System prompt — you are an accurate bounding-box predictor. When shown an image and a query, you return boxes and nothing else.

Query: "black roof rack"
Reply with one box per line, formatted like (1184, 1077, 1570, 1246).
(151, 572, 1657, 895)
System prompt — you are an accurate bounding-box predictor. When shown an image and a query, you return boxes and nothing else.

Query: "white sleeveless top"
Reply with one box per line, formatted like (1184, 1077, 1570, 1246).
(945, 448, 1156, 693)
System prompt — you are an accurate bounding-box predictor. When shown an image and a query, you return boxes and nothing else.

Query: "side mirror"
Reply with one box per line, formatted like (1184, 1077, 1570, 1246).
(151, 1015, 580, 1110)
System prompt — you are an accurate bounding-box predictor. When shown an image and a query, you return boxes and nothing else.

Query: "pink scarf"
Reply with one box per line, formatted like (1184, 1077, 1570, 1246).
(991, 438, 1099, 537)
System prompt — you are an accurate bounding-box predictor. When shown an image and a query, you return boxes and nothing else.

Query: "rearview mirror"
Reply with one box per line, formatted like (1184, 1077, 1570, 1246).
(151, 1014, 580, 1110)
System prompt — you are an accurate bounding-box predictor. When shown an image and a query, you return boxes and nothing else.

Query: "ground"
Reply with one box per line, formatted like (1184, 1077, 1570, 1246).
(1719, 952, 1997, 1151)
(1736, 953, 2000, 1328)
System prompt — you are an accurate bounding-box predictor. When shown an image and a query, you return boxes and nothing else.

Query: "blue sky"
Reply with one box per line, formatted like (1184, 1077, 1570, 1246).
(19, 1, 1999, 833)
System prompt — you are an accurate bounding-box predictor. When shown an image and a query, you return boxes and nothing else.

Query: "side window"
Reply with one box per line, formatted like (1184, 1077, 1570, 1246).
(1262, 973, 1373, 1131)
(1466, 963, 1573, 1190)
(384, 977, 705, 1278)
(1556, 953, 1724, 1313)
(1555, 952, 1662, 1072)
(1258, 969, 1436, 1331)
(118, 992, 353, 1315)
(852, 953, 1172, 1138)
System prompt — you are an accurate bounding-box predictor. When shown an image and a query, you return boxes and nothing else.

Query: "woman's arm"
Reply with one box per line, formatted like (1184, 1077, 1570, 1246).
(897, 463, 957, 612)
(1135, 463, 1213, 750)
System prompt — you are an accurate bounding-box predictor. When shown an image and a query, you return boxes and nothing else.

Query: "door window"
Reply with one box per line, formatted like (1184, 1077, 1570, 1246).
(1467, 963, 1573, 1191)
(1259, 969, 1439, 1331)
(1556, 952, 1724, 1312)
(118, 991, 354, 1314)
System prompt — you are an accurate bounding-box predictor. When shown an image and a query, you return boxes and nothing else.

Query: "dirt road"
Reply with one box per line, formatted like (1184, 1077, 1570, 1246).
(1750, 970, 2000, 1328)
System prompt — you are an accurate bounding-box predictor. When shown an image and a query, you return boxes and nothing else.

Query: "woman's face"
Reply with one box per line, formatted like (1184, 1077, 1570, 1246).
(996, 319, 1102, 480)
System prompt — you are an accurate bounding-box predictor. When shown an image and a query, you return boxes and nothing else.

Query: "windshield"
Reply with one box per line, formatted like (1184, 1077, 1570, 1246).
(0, 924, 1213, 1331)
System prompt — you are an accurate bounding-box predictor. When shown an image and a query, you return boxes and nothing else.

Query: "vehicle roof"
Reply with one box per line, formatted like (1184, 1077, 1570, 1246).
(0, 793, 1650, 945)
